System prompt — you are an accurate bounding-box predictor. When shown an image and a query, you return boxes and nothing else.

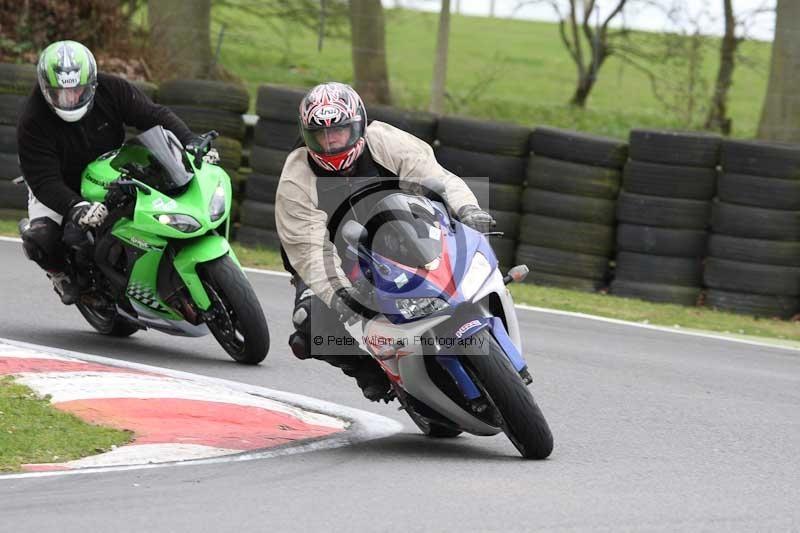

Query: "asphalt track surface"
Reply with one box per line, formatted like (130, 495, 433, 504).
(0, 239, 798, 532)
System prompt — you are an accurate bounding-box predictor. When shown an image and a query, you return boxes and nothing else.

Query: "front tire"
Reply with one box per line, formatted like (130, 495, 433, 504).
(76, 302, 139, 337)
(199, 255, 270, 364)
(462, 329, 553, 459)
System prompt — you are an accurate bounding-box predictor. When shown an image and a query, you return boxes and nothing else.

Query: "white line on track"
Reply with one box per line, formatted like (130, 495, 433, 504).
(0, 337, 403, 480)
(1, 237, 797, 353)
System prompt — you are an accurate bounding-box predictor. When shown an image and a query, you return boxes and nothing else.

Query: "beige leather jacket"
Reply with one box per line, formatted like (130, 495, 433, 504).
(275, 121, 479, 307)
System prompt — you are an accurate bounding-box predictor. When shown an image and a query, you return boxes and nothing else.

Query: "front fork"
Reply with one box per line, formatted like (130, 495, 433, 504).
(435, 316, 532, 403)
(172, 235, 241, 311)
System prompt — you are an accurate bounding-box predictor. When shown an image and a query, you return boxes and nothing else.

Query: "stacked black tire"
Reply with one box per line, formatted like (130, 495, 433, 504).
(518, 127, 627, 291)
(124, 80, 159, 141)
(434, 116, 530, 268)
(610, 130, 720, 305)
(238, 85, 307, 249)
(0, 63, 34, 215)
(369, 104, 438, 145)
(703, 140, 800, 318)
(158, 79, 248, 221)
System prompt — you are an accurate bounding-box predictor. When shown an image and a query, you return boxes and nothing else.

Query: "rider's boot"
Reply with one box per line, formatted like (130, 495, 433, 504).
(47, 271, 79, 305)
(322, 354, 392, 402)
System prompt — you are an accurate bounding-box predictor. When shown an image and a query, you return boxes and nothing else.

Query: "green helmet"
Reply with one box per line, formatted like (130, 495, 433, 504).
(36, 40, 97, 122)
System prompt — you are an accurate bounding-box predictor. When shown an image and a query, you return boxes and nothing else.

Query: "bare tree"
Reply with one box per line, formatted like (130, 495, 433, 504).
(758, 0, 800, 141)
(596, 0, 771, 131)
(518, 0, 629, 107)
(215, 0, 351, 42)
(429, 0, 451, 114)
(350, 0, 392, 105)
(705, 0, 773, 134)
(445, 52, 507, 113)
(704, 0, 737, 133)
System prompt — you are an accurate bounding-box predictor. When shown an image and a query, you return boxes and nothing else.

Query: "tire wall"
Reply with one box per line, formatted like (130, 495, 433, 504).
(157, 79, 249, 225)
(702, 139, 800, 318)
(435, 116, 531, 269)
(610, 129, 720, 306)
(520, 127, 628, 291)
(0, 64, 34, 213)
(236, 85, 306, 249)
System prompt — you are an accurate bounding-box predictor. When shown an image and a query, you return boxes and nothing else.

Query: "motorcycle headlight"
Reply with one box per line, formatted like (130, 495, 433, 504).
(155, 213, 201, 233)
(460, 252, 492, 301)
(209, 183, 226, 221)
(396, 297, 449, 320)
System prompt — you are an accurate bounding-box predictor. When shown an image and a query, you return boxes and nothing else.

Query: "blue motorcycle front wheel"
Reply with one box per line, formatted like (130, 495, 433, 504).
(461, 329, 554, 459)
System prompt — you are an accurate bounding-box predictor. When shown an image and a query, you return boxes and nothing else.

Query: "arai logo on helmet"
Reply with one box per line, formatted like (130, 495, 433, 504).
(455, 319, 482, 339)
(315, 106, 340, 121)
(56, 70, 81, 88)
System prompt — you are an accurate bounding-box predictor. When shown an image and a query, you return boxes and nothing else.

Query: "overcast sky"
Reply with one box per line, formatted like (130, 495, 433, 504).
(386, 0, 776, 41)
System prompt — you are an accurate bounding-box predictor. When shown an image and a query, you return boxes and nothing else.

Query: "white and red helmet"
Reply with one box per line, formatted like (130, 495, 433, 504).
(299, 82, 367, 172)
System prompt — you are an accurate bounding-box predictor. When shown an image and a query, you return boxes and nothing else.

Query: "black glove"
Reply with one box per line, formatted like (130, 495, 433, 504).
(186, 135, 221, 165)
(68, 201, 108, 229)
(458, 205, 496, 233)
(105, 180, 134, 208)
(331, 285, 374, 326)
(185, 135, 209, 156)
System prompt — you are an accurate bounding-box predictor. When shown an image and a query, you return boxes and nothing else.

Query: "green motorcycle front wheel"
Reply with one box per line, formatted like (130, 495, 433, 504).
(199, 255, 270, 365)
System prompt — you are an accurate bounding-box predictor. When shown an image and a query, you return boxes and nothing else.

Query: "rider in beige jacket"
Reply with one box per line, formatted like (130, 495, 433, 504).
(275, 82, 495, 401)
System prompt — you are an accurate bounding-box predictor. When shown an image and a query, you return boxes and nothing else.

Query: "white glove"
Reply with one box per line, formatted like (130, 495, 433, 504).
(203, 148, 220, 165)
(458, 205, 496, 233)
(69, 201, 109, 229)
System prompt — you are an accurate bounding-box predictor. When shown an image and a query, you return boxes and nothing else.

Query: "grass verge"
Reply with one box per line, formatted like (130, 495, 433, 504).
(0, 218, 19, 236)
(0, 376, 132, 472)
(510, 283, 799, 343)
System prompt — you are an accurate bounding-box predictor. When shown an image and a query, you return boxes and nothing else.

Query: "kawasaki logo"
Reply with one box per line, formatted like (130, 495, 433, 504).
(84, 175, 108, 188)
(129, 236, 154, 250)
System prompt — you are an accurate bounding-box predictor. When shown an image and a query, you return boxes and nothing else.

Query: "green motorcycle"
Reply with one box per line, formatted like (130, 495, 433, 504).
(43, 126, 269, 364)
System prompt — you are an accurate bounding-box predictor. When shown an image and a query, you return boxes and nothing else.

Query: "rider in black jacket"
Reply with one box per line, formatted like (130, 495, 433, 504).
(17, 40, 199, 304)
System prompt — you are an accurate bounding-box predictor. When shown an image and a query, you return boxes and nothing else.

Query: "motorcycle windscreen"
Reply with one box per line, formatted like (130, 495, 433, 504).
(110, 125, 194, 193)
(365, 193, 442, 269)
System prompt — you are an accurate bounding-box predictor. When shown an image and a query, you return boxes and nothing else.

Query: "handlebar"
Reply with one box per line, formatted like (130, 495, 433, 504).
(189, 130, 219, 167)
(113, 178, 151, 194)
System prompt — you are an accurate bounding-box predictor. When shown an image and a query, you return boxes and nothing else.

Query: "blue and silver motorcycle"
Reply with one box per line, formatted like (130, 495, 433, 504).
(338, 181, 553, 459)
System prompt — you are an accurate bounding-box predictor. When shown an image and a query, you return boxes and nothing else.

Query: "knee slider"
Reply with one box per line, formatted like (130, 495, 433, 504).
(289, 330, 311, 360)
(21, 217, 62, 267)
(289, 298, 313, 359)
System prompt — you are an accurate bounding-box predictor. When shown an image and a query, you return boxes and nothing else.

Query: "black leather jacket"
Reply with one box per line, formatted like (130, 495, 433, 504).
(17, 73, 193, 216)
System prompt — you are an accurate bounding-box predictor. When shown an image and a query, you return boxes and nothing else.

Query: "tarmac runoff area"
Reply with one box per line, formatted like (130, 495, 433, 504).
(0, 338, 402, 478)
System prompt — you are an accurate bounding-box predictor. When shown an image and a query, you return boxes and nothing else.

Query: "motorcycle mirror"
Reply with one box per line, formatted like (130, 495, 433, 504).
(342, 220, 368, 249)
